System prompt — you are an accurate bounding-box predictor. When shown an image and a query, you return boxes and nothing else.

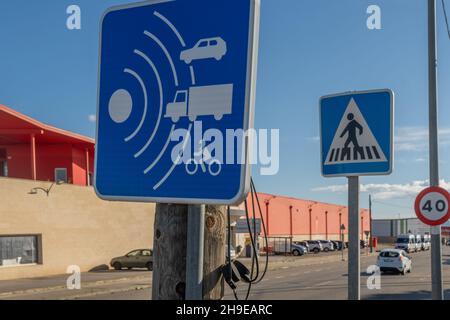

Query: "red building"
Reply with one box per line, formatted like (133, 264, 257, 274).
(0, 104, 94, 186)
(241, 192, 371, 240)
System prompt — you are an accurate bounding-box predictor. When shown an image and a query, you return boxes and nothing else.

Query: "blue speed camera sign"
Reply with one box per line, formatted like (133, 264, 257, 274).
(320, 90, 394, 177)
(95, 0, 260, 204)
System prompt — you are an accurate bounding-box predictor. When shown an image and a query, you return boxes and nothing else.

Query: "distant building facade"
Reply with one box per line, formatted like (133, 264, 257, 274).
(0, 104, 94, 186)
(372, 218, 431, 243)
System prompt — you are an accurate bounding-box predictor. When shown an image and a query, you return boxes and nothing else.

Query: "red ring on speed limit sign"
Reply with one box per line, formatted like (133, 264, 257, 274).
(414, 186, 450, 226)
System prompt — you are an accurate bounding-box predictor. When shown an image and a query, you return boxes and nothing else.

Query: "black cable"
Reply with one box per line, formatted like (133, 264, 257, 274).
(243, 199, 257, 299)
(226, 206, 239, 300)
(227, 179, 270, 300)
(250, 178, 269, 284)
(442, 0, 450, 39)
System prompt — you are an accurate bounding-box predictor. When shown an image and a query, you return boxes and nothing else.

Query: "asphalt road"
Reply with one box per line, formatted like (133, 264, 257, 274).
(78, 246, 450, 300)
(2, 247, 450, 300)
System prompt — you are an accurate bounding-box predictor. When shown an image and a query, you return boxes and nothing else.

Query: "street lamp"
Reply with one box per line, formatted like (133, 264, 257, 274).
(264, 195, 276, 237)
(28, 182, 55, 197)
(308, 202, 318, 240)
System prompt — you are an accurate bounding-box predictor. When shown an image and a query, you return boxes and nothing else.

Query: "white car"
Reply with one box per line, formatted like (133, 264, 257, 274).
(377, 249, 412, 275)
(318, 240, 334, 252)
(225, 245, 236, 260)
(180, 37, 227, 64)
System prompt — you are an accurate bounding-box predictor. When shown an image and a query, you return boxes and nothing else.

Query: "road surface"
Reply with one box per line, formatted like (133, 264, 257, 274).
(1, 247, 450, 300)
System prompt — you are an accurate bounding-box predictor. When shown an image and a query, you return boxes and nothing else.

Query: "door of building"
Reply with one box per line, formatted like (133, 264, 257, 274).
(0, 148, 8, 177)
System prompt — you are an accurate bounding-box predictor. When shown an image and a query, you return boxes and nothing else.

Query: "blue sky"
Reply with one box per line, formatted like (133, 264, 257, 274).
(0, 0, 449, 218)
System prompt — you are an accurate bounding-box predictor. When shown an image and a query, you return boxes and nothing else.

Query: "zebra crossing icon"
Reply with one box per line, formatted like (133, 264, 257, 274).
(320, 89, 393, 177)
(325, 98, 387, 165)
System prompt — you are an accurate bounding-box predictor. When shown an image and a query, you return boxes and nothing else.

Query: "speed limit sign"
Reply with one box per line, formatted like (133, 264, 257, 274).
(414, 186, 450, 226)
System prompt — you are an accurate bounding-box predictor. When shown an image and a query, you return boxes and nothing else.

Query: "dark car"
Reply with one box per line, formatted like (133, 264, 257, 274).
(110, 249, 153, 271)
(332, 240, 345, 251)
(360, 240, 368, 248)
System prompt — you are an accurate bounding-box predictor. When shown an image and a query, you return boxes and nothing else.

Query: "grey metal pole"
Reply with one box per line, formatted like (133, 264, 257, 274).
(348, 176, 360, 300)
(186, 204, 205, 300)
(369, 195, 373, 253)
(428, 0, 443, 301)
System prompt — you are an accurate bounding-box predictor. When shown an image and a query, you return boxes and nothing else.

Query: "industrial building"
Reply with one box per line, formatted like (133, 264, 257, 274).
(0, 105, 153, 281)
(0, 104, 95, 186)
(372, 217, 431, 243)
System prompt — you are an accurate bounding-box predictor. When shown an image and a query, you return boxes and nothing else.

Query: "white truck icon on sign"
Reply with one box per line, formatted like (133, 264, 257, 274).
(165, 84, 233, 122)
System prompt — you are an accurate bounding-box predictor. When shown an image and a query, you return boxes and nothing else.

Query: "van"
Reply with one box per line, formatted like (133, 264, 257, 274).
(422, 234, 431, 250)
(415, 234, 423, 251)
(395, 234, 416, 253)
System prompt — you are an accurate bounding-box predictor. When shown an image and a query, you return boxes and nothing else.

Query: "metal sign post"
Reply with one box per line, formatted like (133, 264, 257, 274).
(428, 0, 443, 301)
(348, 176, 360, 300)
(320, 90, 394, 300)
(186, 204, 205, 300)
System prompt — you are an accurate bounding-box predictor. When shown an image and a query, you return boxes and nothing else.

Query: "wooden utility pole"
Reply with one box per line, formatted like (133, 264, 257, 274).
(203, 205, 226, 300)
(152, 203, 226, 300)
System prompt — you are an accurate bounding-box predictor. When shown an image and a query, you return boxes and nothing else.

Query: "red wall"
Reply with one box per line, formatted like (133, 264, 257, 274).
(242, 193, 371, 239)
(2, 143, 93, 186)
(4, 145, 31, 180)
(36, 144, 73, 183)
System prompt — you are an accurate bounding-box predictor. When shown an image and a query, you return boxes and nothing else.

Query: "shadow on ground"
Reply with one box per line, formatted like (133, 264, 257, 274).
(365, 289, 450, 300)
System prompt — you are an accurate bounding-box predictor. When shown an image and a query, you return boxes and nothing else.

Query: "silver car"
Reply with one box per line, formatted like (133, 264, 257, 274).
(305, 240, 323, 253)
(318, 240, 335, 252)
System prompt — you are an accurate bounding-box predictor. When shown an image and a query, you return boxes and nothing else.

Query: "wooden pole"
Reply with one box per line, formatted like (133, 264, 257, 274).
(152, 203, 225, 300)
(152, 203, 188, 300)
(203, 205, 226, 300)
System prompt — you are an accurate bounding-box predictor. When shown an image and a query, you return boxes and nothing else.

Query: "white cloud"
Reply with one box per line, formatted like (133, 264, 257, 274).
(306, 136, 320, 142)
(88, 114, 96, 123)
(312, 179, 450, 200)
(395, 127, 450, 152)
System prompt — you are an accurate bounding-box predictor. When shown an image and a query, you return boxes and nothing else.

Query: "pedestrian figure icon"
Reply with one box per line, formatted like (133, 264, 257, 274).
(339, 113, 366, 161)
(324, 98, 387, 165)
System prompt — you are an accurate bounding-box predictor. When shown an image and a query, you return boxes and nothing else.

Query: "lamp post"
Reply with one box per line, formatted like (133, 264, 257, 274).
(308, 202, 317, 240)
(264, 196, 276, 237)
(289, 205, 293, 239)
(325, 211, 329, 240)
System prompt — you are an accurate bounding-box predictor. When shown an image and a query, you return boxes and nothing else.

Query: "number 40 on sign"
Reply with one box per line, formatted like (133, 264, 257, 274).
(414, 186, 450, 226)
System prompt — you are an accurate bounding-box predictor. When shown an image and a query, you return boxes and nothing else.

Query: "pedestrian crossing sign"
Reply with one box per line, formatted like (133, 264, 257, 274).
(320, 89, 394, 177)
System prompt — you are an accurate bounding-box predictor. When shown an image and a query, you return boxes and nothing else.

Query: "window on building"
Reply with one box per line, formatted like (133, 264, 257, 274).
(55, 168, 68, 184)
(0, 235, 41, 267)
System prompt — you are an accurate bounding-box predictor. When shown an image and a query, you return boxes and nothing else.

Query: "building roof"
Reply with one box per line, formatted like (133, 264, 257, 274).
(0, 104, 94, 149)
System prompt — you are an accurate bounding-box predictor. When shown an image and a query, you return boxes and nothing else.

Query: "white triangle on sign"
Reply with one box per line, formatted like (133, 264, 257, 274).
(325, 98, 387, 165)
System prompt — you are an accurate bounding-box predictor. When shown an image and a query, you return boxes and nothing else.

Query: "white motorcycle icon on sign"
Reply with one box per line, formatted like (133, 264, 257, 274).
(165, 84, 233, 122)
(185, 140, 222, 177)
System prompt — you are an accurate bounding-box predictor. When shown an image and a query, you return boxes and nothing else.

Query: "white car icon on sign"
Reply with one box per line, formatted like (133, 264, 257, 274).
(180, 37, 227, 64)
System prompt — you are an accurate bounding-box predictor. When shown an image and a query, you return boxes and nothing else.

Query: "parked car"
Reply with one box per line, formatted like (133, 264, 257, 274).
(423, 234, 431, 250)
(304, 240, 323, 253)
(415, 234, 423, 251)
(110, 249, 153, 271)
(395, 234, 416, 253)
(332, 240, 345, 251)
(318, 240, 334, 252)
(225, 245, 236, 260)
(360, 240, 368, 249)
(291, 243, 308, 256)
(377, 249, 412, 275)
(294, 241, 310, 253)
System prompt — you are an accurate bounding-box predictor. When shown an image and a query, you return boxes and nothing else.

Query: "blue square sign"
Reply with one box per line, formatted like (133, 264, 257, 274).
(320, 90, 394, 177)
(95, 0, 260, 204)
